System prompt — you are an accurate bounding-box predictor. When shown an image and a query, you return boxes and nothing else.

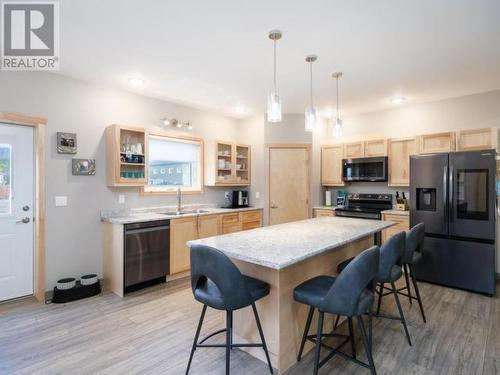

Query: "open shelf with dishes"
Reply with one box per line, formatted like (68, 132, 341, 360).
(206, 141, 251, 186)
(106, 125, 148, 187)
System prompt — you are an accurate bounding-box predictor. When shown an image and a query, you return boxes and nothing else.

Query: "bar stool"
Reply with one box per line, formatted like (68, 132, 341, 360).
(293, 246, 380, 375)
(186, 244, 274, 375)
(400, 222, 426, 323)
(374, 231, 412, 346)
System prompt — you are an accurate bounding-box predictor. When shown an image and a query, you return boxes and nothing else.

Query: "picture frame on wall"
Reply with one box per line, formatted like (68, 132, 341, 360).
(57, 132, 77, 154)
(72, 159, 96, 176)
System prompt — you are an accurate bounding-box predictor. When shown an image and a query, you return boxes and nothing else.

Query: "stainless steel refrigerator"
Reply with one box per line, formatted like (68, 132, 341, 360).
(410, 150, 496, 295)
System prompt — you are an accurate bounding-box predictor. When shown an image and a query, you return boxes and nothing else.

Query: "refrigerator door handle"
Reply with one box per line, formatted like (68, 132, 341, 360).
(443, 165, 448, 219)
(448, 166, 454, 222)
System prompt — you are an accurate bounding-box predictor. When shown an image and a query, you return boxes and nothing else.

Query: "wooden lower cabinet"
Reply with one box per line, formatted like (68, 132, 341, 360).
(170, 216, 198, 274)
(169, 210, 262, 274)
(313, 208, 335, 218)
(381, 213, 409, 243)
(197, 214, 219, 239)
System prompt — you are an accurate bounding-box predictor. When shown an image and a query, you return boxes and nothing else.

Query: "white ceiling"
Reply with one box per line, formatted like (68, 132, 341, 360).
(59, 0, 500, 118)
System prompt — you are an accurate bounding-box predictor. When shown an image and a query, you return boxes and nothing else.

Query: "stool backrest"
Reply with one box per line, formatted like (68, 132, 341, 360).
(321, 246, 380, 316)
(404, 222, 425, 264)
(190, 244, 252, 311)
(378, 231, 405, 281)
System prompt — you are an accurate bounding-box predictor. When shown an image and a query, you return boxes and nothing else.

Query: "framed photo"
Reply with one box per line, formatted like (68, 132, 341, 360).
(57, 132, 77, 154)
(72, 159, 96, 176)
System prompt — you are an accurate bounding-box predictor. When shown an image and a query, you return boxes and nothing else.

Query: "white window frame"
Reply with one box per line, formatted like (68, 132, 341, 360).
(142, 132, 204, 195)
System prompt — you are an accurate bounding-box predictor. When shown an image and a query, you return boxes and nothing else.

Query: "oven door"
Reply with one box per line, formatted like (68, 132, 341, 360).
(343, 157, 388, 182)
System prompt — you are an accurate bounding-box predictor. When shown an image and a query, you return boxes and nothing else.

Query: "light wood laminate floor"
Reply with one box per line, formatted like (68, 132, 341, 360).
(1, 277, 499, 375)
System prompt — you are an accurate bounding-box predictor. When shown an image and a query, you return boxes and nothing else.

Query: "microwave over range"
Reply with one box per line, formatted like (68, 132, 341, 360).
(342, 156, 388, 182)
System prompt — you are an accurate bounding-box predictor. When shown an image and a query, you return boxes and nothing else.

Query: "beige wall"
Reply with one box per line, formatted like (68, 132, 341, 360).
(0, 71, 242, 290)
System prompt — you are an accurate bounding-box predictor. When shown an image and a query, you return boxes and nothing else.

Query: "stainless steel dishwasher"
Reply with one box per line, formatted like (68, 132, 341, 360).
(124, 220, 170, 293)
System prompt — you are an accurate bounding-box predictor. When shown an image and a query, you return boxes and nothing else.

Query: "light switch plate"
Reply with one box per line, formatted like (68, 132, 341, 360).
(118, 195, 125, 204)
(55, 196, 67, 207)
(255, 192, 260, 199)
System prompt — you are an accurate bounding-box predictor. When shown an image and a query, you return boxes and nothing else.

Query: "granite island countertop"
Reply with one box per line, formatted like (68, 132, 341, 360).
(188, 216, 394, 270)
(101, 206, 263, 224)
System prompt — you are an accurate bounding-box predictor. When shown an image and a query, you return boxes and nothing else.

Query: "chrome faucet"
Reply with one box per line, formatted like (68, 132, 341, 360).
(176, 188, 182, 215)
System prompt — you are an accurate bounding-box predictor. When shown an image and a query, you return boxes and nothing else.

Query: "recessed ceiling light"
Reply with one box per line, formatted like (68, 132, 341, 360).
(128, 77, 145, 86)
(390, 96, 406, 104)
(234, 106, 247, 115)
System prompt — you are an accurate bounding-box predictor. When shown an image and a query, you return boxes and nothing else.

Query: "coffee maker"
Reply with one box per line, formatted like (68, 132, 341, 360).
(227, 190, 249, 208)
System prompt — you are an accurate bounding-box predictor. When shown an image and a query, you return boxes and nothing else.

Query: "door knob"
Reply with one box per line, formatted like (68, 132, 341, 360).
(16, 217, 30, 224)
(22, 205, 30, 211)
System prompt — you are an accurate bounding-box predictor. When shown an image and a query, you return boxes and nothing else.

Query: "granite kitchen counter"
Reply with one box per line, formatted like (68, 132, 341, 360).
(101, 206, 262, 224)
(381, 209, 410, 216)
(188, 216, 394, 270)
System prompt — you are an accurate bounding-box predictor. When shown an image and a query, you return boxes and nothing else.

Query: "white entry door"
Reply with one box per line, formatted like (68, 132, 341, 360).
(0, 123, 34, 301)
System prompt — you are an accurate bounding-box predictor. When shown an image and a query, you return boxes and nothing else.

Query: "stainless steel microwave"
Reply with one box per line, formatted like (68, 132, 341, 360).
(342, 156, 388, 182)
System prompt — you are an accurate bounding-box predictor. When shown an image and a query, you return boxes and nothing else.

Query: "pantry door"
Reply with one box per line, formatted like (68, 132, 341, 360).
(268, 145, 310, 225)
(0, 123, 35, 301)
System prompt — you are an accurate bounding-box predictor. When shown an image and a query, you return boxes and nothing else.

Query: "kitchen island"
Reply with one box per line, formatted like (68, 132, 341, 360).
(188, 216, 394, 373)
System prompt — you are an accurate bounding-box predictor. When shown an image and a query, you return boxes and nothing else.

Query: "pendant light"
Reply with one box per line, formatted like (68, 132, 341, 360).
(267, 30, 282, 123)
(332, 72, 343, 138)
(304, 55, 318, 132)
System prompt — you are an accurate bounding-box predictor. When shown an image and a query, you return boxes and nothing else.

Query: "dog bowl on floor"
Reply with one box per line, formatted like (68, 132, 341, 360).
(56, 278, 76, 290)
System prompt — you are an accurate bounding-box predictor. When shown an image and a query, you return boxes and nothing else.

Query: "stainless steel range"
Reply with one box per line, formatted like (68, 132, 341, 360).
(335, 193, 392, 220)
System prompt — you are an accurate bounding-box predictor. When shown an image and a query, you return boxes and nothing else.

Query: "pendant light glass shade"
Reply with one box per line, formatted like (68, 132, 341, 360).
(332, 72, 343, 138)
(334, 117, 342, 138)
(305, 106, 317, 132)
(304, 55, 317, 132)
(267, 91, 282, 123)
(267, 30, 282, 123)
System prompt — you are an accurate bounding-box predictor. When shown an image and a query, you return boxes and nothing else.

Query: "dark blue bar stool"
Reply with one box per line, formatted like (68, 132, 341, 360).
(186, 244, 273, 375)
(374, 231, 412, 346)
(400, 222, 426, 322)
(293, 246, 380, 375)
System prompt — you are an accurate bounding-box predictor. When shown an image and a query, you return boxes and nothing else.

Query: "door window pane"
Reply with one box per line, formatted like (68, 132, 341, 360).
(0, 145, 11, 215)
(456, 169, 488, 220)
(145, 135, 201, 192)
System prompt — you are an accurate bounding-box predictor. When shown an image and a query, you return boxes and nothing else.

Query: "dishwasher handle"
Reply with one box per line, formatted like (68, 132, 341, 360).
(125, 225, 170, 235)
(125, 220, 170, 232)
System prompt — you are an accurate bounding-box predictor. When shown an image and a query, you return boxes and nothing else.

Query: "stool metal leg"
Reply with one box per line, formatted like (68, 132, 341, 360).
(403, 264, 413, 305)
(368, 310, 373, 354)
(186, 304, 207, 375)
(409, 264, 427, 323)
(348, 317, 356, 359)
(390, 282, 412, 346)
(251, 303, 274, 374)
(313, 311, 325, 375)
(226, 310, 232, 375)
(333, 315, 340, 331)
(298, 306, 314, 361)
(357, 315, 377, 375)
(376, 283, 384, 315)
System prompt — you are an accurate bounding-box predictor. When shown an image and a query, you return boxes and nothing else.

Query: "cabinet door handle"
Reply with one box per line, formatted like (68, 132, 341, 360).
(270, 205, 278, 209)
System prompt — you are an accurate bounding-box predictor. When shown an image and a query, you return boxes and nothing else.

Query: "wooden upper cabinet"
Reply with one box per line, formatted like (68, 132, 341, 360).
(388, 137, 418, 186)
(344, 141, 364, 159)
(418, 132, 455, 154)
(456, 128, 498, 151)
(321, 144, 344, 186)
(106, 124, 148, 187)
(206, 141, 251, 186)
(170, 216, 198, 274)
(364, 139, 387, 157)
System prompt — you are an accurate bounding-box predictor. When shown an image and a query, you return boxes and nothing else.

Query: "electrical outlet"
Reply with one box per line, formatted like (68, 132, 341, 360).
(255, 192, 260, 199)
(118, 195, 125, 204)
(55, 196, 67, 207)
